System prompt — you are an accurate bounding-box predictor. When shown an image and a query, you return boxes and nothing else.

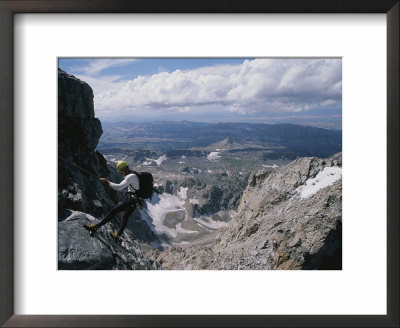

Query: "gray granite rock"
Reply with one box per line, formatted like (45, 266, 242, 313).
(58, 211, 159, 270)
(150, 154, 342, 270)
(58, 69, 159, 269)
(58, 69, 119, 217)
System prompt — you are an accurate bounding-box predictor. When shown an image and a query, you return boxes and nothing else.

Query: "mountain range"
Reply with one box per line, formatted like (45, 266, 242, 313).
(100, 120, 342, 158)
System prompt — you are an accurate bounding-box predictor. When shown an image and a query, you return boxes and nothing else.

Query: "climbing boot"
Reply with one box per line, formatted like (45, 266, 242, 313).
(110, 231, 119, 241)
(83, 224, 98, 233)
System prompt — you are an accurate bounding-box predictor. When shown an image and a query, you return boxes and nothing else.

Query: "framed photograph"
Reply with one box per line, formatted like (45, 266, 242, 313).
(57, 57, 343, 272)
(1, 1, 398, 327)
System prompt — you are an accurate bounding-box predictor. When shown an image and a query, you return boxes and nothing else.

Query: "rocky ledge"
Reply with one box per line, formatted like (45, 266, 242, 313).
(58, 210, 159, 270)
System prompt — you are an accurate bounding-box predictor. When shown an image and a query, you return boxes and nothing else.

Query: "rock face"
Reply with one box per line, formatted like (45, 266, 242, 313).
(58, 211, 159, 270)
(161, 172, 250, 215)
(58, 68, 118, 217)
(58, 69, 158, 270)
(150, 154, 342, 270)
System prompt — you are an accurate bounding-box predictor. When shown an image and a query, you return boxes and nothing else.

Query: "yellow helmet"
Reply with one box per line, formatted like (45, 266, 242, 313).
(116, 161, 128, 172)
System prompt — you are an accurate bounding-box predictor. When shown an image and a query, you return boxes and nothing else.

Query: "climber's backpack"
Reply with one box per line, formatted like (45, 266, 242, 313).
(132, 171, 154, 199)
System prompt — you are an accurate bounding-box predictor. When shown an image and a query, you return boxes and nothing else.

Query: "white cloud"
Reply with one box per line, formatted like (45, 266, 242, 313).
(83, 58, 342, 116)
(75, 74, 125, 94)
(71, 59, 138, 76)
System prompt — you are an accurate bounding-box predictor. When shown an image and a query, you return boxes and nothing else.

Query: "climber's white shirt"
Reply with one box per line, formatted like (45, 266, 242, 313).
(108, 173, 139, 192)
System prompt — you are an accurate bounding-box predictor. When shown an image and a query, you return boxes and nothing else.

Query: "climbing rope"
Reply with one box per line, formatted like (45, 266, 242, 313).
(60, 155, 160, 212)
(58, 156, 100, 179)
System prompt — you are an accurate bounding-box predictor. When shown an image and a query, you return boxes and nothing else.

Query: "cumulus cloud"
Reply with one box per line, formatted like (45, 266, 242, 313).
(86, 58, 342, 116)
(75, 74, 125, 95)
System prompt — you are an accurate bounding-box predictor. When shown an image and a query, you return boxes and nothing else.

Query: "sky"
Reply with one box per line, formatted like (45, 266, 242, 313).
(58, 58, 342, 130)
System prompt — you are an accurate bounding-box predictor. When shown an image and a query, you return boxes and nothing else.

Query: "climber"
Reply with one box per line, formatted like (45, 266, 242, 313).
(83, 160, 140, 242)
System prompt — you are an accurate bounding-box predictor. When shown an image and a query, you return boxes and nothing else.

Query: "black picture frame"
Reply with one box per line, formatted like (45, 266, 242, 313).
(0, 1, 398, 327)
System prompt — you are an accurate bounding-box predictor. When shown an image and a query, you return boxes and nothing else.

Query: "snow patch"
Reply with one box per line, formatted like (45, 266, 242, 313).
(175, 223, 197, 234)
(155, 155, 167, 166)
(142, 194, 184, 238)
(177, 187, 188, 200)
(104, 155, 119, 163)
(193, 216, 229, 229)
(140, 192, 200, 239)
(207, 152, 221, 162)
(296, 166, 342, 198)
(262, 164, 279, 169)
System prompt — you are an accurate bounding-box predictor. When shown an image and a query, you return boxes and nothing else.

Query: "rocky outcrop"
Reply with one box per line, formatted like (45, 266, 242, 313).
(59, 211, 159, 270)
(58, 68, 119, 217)
(150, 154, 342, 270)
(58, 69, 158, 270)
(160, 172, 250, 216)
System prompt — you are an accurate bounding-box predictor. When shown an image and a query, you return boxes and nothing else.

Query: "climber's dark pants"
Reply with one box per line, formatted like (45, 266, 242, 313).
(96, 199, 137, 236)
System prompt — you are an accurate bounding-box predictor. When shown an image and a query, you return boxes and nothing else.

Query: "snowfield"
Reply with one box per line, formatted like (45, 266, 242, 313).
(155, 155, 167, 166)
(296, 166, 342, 198)
(177, 187, 188, 200)
(262, 164, 279, 169)
(207, 152, 221, 161)
(141, 193, 194, 238)
(139, 187, 235, 244)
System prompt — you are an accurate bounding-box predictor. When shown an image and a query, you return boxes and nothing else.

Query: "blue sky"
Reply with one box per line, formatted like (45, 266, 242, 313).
(58, 58, 342, 129)
(59, 58, 249, 82)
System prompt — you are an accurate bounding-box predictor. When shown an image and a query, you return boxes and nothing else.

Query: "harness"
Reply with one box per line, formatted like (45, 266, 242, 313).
(124, 183, 145, 209)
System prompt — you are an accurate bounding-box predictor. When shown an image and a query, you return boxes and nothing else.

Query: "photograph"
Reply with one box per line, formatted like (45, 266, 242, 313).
(58, 57, 342, 270)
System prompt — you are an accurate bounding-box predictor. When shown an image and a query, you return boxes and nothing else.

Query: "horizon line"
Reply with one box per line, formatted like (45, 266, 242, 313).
(98, 119, 342, 131)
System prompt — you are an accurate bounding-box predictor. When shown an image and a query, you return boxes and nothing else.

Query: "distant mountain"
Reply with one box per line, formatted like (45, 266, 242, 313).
(101, 120, 213, 140)
(99, 121, 342, 158)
